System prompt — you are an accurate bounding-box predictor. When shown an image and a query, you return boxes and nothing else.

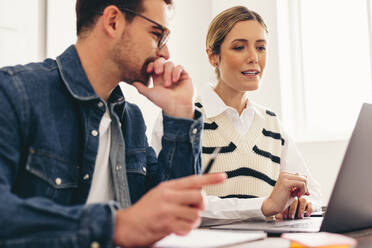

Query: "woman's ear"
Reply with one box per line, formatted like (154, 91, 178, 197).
(206, 48, 219, 67)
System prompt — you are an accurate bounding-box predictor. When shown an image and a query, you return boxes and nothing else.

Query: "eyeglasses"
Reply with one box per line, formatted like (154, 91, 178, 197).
(119, 8, 170, 49)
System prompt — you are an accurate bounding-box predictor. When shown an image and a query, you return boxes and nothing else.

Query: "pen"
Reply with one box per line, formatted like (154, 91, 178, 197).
(203, 147, 222, 174)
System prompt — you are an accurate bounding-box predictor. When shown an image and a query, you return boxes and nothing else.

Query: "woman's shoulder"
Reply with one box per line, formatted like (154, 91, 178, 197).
(250, 101, 279, 119)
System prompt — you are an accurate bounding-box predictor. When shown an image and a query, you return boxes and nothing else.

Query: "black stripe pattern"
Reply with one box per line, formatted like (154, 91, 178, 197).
(262, 128, 285, 146)
(220, 194, 258, 199)
(226, 167, 277, 186)
(252, 145, 281, 164)
(203, 142, 237, 154)
(195, 102, 203, 108)
(266, 110, 276, 116)
(204, 122, 218, 130)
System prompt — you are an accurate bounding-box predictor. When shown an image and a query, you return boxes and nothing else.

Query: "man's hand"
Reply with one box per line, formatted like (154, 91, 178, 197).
(275, 197, 313, 220)
(113, 173, 226, 247)
(133, 58, 195, 119)
(261, 172, 309, 217)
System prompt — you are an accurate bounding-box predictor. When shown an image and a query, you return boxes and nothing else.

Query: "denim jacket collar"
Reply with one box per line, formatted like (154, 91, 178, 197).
(56, 45, 125, 105)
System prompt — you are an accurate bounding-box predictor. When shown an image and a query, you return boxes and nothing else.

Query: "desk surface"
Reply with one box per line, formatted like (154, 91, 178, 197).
(218, 228, 372, 248)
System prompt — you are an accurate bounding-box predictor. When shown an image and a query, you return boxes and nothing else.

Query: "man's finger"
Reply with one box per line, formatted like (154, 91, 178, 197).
(173, 217, 200, 236)
(169, 205, 201, 223)
(165, 173, 226, 190)
(172, 65, 183, 83)
(163, 62, 174, 87)
(153, 57, 166, 74)
(162, 189, 205, 209)
(146, 62, 154, 73)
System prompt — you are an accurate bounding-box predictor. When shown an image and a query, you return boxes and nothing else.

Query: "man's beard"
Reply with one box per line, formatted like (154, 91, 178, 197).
(125, 56, 155, 86)
(111, 32, 156, 86)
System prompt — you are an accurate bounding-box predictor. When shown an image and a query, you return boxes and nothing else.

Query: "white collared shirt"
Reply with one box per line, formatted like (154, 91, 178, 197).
(151, 85, 322, 220)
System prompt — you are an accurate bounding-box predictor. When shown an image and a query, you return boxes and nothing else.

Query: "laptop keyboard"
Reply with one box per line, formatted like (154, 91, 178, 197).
(271, 218, 322, 229)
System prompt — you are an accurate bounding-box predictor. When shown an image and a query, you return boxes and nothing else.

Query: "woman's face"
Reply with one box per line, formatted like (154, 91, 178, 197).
(215, 20, 268, 93)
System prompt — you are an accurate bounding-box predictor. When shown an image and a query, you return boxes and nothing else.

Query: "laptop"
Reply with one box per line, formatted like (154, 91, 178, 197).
(212, 103, 372, 234)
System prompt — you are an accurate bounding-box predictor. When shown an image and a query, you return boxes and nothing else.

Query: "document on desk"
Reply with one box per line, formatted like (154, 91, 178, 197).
(154, 229, 267, 248)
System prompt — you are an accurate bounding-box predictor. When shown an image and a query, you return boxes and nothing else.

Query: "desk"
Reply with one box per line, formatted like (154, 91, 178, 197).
(346, 228, 372, 248)
(209, 228, 372, 248)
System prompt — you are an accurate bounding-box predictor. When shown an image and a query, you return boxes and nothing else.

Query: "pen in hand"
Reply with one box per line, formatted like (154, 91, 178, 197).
(203, 147, 222, 174)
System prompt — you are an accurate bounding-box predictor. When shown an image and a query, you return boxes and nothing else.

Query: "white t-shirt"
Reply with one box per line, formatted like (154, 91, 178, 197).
(86, 106, 114, 203)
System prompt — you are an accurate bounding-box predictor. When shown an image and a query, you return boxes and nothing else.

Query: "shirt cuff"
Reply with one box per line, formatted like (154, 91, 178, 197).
(78, 202, 118, 248)
(162, 109, 203, 144)
(201, 195, 267, 221)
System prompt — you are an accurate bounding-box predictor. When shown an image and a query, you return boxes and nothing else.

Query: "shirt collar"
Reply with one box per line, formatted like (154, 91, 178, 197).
(56, 45, 125, 105)
(199, 84, 228, 118)
(199, 84, 264, 119)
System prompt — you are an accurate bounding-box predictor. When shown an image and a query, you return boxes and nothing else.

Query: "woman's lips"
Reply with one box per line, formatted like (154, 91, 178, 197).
(241, 70, 260, 79)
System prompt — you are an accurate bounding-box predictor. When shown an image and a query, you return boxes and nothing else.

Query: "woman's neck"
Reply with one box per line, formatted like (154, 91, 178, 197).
(214, 81, 248, 116)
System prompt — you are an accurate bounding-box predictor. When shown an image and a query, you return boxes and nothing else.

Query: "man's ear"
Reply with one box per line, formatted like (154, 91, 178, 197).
(101, 6, 126, 38)
(206, 48, 219, 67)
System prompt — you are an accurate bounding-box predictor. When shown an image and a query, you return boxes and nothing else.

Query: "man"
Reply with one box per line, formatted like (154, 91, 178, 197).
(0, 0, 309, 247)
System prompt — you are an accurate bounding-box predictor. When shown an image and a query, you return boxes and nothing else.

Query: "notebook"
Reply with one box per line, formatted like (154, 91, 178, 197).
(154, 229, 266, 248)
(212, 103, 372, 234)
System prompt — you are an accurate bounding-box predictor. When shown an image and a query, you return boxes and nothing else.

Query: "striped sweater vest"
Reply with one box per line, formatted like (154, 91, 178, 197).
(196, 100, 285, 199)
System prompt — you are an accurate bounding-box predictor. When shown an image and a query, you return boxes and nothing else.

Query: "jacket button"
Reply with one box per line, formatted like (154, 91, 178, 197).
(143, 167, 146, 173)
(55, 178, 62, 185)
(192, 128, 198, 134)
(83, 174, 90, 180)
(97, 102, 104, 108)
(91, 241, 100, 248)
(91, 130, 98, 136)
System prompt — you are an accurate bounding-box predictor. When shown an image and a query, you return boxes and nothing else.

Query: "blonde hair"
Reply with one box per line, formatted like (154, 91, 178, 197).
(206, 6, 268, 78)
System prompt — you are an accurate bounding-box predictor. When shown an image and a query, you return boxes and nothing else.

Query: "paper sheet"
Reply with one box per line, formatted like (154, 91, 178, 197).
(154, 229, 266, 248)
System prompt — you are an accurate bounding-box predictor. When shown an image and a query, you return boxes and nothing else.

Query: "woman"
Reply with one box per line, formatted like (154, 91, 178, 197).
(152, 6, 321, 221)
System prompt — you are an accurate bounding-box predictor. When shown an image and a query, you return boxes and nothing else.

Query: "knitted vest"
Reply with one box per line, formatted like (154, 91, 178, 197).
(196, 100, 284, 199)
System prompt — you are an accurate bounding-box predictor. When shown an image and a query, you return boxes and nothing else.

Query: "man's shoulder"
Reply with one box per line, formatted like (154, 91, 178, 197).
(0, 59, 59, 88)
(122, 100, 145, 121)
(124, 100, 141, 110)
(0, 59, 58, 76)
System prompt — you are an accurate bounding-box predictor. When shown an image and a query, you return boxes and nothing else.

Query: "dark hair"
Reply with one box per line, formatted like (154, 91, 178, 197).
(206, 6, 268, 78)
(75, 0, 173, 36)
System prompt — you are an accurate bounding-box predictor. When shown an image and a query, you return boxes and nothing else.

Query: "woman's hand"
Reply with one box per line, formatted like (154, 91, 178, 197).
(275, 197, 313, 220)
(261, 172, 309, 217)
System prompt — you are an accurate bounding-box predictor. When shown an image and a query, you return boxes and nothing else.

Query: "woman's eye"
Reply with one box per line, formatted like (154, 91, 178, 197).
(257, 46, 266, 51)
(232, 46, 244, 51)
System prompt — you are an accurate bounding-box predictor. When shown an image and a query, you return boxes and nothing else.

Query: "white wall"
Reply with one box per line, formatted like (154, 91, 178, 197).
(0, 0, 45, 67)
(47, 0, 77, 58)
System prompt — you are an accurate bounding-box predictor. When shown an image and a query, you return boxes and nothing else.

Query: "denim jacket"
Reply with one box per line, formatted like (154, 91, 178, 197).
(0, 45, 203, 248)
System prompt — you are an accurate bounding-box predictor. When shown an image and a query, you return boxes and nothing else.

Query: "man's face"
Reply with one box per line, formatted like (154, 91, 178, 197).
(111, 0, 170, 85)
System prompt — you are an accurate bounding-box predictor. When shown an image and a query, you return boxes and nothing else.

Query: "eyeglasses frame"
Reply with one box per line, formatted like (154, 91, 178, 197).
(117, 7, 170, 49)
